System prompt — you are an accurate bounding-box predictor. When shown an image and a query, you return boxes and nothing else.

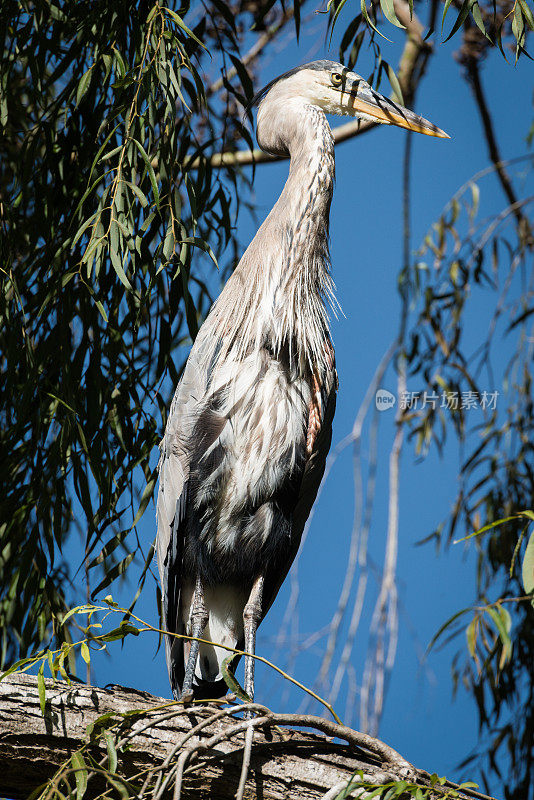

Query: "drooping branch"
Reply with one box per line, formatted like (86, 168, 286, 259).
(457, 19, 533, 245)
(0, 673, 491, 800)
(207, 6, 295, 97)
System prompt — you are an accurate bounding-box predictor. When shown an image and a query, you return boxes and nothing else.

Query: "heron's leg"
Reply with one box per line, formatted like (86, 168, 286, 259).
(243, 574, 264, 705)
(181, 575, 208, 702)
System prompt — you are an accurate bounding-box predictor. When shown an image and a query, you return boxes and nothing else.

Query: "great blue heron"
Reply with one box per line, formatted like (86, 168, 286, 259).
(157, 60, 447, 703)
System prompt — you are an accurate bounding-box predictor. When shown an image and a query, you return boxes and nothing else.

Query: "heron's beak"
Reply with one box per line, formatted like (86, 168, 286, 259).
(342, 81, 449, 139)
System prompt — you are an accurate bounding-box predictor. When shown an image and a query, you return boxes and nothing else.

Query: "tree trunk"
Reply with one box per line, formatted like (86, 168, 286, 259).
(0, 673, 483, 800)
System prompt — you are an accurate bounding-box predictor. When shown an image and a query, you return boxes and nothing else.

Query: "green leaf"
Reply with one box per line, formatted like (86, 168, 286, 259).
(221, 653, 251, 701)
(518, 0, 534, 30)
(106, 733, 118, 773)
(379, 0, 405, 29)
(85, 122, 121, 186)
(486, 605, 512, 668)
(80, 642, 90, 665)
(109, 238, 132, 291)
(99, 144, 123, 163)
(92, 553, 135, 597)
(131, 138, 160, 210)
(471, 2, 488, 38)
(180, 236, 219, 269)
(428, 607, 471, 651)
(106, 774, 131, 800)
(111, 46, 127, 78)
(85, 711, 116, 740)
(38, 664, 46, 716)
(0, 657, 36, 682)
(510, 525, 528, 577)
(71, 751, 88, 800)
(385, 62, 404, 105)
(94, 299, 108, 323)
(228, 54, 254, 101)
(522, 531, 534, 604)
(361, 0, 392, 41)
(89, 529, 130, 568)
(76, 67, 93, 106)
(162, 223, 176, 262)
(466, 616, 477, 658)
(471, 2, 491, 42)
(441, 0, 455, 32)
(124, 180, 148, 208)
(164, 8, 207, 50)
(71, 212, 99, 249)
(58, 649, 70, 681)
(48, 650, 56, 679)
(131, 472, 157, 528)
(443, 0, 475, 43)
(512, 2, 526, 57)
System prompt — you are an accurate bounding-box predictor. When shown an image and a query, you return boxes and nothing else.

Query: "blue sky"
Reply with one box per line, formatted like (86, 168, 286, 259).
(70, 15, 533, 794)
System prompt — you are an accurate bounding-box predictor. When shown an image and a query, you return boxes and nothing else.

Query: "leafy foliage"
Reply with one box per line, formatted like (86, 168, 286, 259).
(0, 0, 262, 667)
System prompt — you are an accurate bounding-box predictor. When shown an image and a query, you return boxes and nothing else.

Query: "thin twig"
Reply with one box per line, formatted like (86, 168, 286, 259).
(235, 722, 254, 800)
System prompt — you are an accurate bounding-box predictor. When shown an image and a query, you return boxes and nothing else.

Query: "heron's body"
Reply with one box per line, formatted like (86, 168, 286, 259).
(156, 60, 447, 701)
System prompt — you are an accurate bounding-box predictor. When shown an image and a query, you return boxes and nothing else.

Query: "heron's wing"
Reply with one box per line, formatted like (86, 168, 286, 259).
(156, 363, 197, 698)
(156, 335, 225, 697)
(262, 353, 338, 618)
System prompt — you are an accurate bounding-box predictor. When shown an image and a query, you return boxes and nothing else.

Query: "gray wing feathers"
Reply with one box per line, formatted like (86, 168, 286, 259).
(156, 345, 210, 696)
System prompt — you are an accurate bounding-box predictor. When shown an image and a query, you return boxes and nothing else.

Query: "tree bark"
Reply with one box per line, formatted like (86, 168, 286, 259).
(0, 673, 484, 800)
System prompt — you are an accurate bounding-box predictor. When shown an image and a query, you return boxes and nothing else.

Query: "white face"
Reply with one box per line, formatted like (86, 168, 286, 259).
(265, 65, 448, 137)
(280, 66, 367, 117)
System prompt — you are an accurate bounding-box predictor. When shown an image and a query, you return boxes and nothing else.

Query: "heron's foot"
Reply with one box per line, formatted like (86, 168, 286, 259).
(180, 688, 194, 705)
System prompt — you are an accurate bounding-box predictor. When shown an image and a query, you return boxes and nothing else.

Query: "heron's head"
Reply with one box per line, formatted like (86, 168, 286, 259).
(252, 60, 448, 155)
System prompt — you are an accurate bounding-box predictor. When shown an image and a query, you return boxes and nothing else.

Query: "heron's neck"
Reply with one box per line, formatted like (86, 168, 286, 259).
(214, 106, 336, 373)
(275, 105, 335, 278)
(259, 105, 336, 367)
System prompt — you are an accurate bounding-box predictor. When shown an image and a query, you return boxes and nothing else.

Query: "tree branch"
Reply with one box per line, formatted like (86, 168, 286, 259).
(0, 673, 490, 800)
(457, 21, 533, 245)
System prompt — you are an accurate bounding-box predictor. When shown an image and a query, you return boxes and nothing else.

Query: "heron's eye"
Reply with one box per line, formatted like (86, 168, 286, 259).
(330, 73, 343, 87)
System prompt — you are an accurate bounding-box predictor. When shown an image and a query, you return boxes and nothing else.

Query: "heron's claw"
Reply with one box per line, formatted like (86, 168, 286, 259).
(180, 689, 194, 705)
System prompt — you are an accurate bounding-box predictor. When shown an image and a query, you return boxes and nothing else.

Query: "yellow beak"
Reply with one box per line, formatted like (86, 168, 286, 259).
(341, 83, 449, 139)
